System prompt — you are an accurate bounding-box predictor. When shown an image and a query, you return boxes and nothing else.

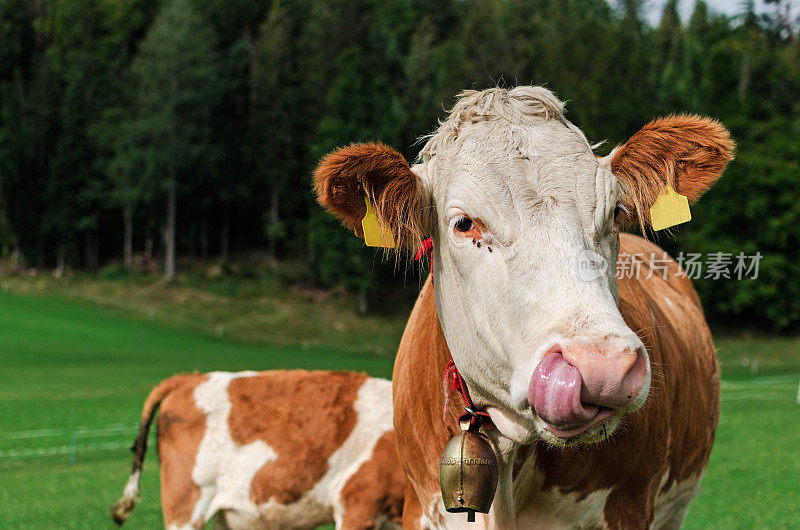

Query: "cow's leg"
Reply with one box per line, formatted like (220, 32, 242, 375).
(333, 475, 399, 530)
(652, 478, 702, 530)
(603, 480, 658, 530)
(400, 480, 426, 529)
(211, 511, 231, 530)
(336, 496, 401, 530)
(336, 431, 404, 530)
(159, 445, 206, 529)
(653, 503, 691, 530)
(156, 378, 208, 529)
(336, 501, 372, 530)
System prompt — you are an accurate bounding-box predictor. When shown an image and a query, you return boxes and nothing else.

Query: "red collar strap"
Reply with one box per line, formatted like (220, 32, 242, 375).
(415, 237, 494, 431)
(443, 359, 494, 429)
(414, 237, 434, 284)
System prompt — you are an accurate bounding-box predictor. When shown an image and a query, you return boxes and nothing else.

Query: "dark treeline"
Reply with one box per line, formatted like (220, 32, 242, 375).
(1, 0, 798, 328)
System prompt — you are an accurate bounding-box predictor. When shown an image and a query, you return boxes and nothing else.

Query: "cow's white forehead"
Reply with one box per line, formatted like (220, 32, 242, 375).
(435, 122, 598, 185)
(418, 87, 609, 233)
(420, 87, 599, 181)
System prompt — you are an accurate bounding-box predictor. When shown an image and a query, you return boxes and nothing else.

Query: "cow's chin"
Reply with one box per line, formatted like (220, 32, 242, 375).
(536, 411, 623, 447)
(487, 405, 622, 447)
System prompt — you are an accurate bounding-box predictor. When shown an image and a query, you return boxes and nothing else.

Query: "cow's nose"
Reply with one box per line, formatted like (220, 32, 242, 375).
(561, 342, 649, 409)
(528, 343, 649, 431)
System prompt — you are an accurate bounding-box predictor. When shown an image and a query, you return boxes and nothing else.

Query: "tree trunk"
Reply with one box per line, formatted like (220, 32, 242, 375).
(267, 186, 280, 260)
(357, 288, 368, 315)
(144, 215, 154, 261)
(220, 203, 229, 262)
(123, 206, 133, 269)
(55, 250, 65, 278)
(738, 51, 750, 102)
(200, 215, 208, 262)
(306, 224, 315, 268)
(0, 199, 21, 266)
(10, 247, 23, 268)
(36, 240, 45, 270)
(84, 232, 98, 270)
(145, 235, 153, 259)
(164, 164, 176, 281)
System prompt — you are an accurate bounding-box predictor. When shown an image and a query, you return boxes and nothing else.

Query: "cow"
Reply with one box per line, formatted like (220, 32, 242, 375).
(313, 86, 733, 528)
(111, 370, 404, 529)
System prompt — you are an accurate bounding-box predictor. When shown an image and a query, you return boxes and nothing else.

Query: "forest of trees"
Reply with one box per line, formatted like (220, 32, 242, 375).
(1, 0, 798, 328)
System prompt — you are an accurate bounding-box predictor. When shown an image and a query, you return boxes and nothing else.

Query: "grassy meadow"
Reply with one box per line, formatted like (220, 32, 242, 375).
(0, 272, 798, 528)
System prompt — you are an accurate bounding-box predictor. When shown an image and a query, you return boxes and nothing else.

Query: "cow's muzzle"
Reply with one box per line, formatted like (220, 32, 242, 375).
(528, 342, 649, 438)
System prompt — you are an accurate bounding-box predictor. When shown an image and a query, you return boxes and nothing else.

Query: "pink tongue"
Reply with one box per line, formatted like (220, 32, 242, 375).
(529, 353, 598, 429)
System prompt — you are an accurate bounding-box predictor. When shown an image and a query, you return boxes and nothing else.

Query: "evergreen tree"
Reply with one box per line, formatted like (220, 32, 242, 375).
(249, 1, 294, 260)
(400, 15, 440, 154)
(126, 0, 221, 280)
(40, 0, 112, 271)
(95, 103, 152, 269)
(0, 0, 57, 268)
(654, 0, 690, 111)
(1, 0, 800, 326)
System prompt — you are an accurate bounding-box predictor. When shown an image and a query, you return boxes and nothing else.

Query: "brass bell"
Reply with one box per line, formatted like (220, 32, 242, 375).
(439, 420, 498, 523)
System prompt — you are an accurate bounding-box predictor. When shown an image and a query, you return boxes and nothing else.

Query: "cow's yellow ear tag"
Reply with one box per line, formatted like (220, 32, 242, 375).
(361, 197, 395, 248)
(650, 184, 691, 231)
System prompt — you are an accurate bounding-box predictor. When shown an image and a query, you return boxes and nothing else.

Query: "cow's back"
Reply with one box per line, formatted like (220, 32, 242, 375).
(158, 370, 403, 530)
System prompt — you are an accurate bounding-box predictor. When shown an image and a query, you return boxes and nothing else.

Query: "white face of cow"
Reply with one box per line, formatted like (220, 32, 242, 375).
(314, 86, 733, 447)
(415, 103, 647, 445)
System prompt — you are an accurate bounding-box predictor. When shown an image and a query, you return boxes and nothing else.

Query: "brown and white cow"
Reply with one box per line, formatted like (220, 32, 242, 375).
(314, 86, 733, 528)
(111, 370, 403, 529)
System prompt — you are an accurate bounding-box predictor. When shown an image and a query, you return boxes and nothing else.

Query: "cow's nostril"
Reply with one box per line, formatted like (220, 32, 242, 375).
(561, 343, 649, 410)
(620, 347, 649, 402)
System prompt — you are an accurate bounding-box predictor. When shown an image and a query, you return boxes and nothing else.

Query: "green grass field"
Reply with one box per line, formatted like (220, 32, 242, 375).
(1, 287, 798, 529)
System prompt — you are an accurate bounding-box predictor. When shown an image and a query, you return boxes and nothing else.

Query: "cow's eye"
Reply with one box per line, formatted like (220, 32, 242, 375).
(454, 217, 474, 232)
(452, 215, 483, 240)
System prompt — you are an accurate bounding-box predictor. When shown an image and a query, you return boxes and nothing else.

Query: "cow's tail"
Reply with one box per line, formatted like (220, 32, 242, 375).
(111, 373, 200, 526)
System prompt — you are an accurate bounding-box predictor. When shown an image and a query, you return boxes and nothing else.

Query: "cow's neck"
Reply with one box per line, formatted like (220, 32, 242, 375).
(426, 275, 524, 528)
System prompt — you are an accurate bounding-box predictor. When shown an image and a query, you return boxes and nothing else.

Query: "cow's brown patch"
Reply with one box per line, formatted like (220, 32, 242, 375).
(313, 143, 424, 251)
(339, 431, 405, 529)
(394, 233, 720, 529)
(393, 276, 464, 527)
(157, 374, 209, 527)
(611, 114, 734, 230)
(226, 370, 367, 506)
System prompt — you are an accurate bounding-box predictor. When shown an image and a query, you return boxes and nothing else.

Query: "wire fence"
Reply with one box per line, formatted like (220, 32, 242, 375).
(0, 422, 138, 465)
(0, 376, 797, 464)
(720, 374, 800, 404)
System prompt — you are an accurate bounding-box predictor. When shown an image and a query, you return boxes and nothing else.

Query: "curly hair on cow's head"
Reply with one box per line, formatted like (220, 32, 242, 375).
(418, 86, 567, 163)
(313, 142, 425, 253)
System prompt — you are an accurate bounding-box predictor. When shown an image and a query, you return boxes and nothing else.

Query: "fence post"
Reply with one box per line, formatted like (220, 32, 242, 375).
(796, 380, 800, 405)
(69, 432, 77, 465)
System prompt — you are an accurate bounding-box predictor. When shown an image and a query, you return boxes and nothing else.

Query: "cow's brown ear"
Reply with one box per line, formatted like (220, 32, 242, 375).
(313, 142, 424, 250)
(609, 114, 734, 230)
